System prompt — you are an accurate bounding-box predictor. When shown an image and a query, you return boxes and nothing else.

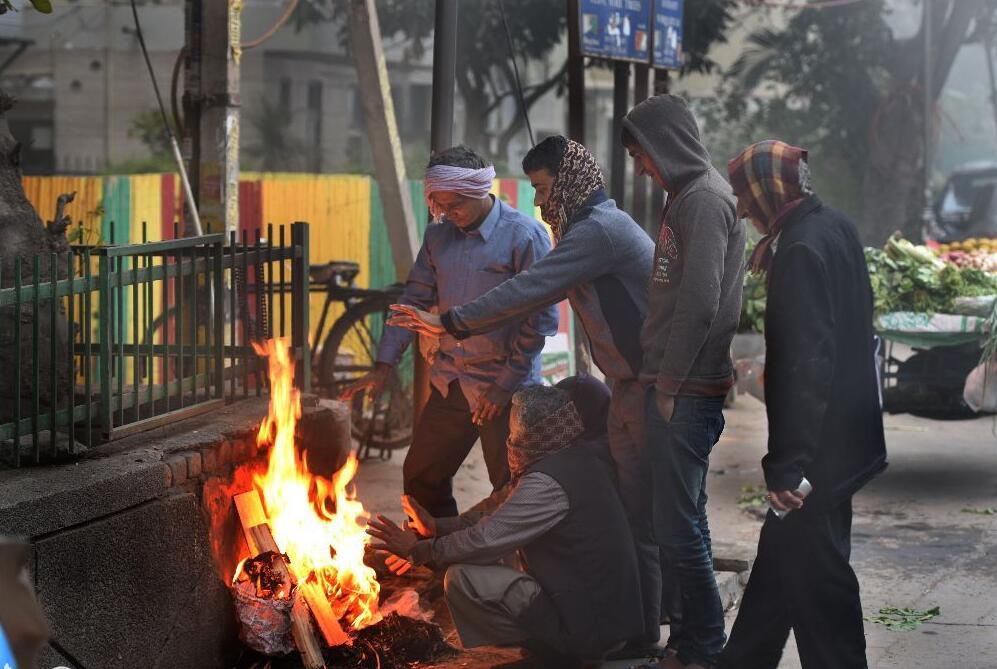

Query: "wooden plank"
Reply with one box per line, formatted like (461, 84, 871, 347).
(234, 490, 349, 649)
(234, 490, 328, 669)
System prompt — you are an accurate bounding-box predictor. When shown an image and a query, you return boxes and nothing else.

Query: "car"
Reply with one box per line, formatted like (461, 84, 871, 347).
(934, 160, 997, 243)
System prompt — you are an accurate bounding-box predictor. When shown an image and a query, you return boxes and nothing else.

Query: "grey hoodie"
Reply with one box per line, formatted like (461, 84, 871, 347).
(622, 95, 746, 396)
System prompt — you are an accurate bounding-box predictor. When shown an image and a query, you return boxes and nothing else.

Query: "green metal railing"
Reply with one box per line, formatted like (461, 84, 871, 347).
(0, 221, 310, 467)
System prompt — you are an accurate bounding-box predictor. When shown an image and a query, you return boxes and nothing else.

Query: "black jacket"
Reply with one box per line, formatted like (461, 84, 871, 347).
(763, 196, 888, 505)
(518, 440, 643, 659)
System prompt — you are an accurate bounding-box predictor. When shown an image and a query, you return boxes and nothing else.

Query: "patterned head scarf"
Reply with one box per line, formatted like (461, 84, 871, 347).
(728, 140, 811, 273)
(506, 397, 585, 479)
(541, 140, 606, 240)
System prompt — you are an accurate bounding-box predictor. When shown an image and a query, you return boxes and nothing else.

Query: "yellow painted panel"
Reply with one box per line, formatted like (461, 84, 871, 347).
(22, 176, 104, 244)
(259, 175, 372, 359)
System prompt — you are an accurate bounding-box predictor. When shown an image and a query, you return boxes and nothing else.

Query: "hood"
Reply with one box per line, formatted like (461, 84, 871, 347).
(622, 94, 712, 195)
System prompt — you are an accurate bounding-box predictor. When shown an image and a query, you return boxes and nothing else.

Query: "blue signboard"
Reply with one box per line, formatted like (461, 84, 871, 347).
(652, 0, 684, 69)
(580, 0, 652, 63)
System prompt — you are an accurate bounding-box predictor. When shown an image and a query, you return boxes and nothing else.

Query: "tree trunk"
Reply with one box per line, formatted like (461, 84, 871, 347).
(859, 0, 986, 245)
(0, 90, 73, 450)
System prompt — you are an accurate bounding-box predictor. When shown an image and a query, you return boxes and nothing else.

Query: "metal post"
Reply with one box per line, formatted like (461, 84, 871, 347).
(567, 0, 585, 143)
(632, 63, 650, 232)
(922, 0, 934, 235)
(98, 254, 113, 436)
(649, 68, 671, 227)
(291, 222, 311, 393)
(610, 62, 630, 205)
(417, 0, 458, 422)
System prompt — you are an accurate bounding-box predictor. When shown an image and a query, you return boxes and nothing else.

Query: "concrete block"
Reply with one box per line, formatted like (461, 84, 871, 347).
(166, 456, 188, 486)
(184, 451, 203, 478)
(201, 446, 218, 474)
(34, 493, 239, 669)
(0, 457, 171, 538)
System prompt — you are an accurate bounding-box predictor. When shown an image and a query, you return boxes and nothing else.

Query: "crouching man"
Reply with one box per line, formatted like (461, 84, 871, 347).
(367, 384, 643, 667)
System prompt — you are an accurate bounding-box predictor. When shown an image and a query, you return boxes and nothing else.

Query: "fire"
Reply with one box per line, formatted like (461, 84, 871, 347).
(248, 338, 381, 630)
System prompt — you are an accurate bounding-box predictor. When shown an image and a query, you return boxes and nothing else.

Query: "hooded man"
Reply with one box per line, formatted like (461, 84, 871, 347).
(719, 141, 887, 669)
(387, 136, 664, 653)
(367, 383, 643, 668)
(622, 94, 746, 669)
(343, 145, 558, 519)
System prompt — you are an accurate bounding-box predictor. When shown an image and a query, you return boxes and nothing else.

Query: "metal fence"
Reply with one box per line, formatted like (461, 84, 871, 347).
(0, 221, 310, 467)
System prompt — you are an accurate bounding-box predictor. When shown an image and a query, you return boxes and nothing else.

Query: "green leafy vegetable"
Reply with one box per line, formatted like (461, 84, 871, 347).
(737, 484, 768, 509)
(865, 606, 940, 631)
(961, 507, 997, 515)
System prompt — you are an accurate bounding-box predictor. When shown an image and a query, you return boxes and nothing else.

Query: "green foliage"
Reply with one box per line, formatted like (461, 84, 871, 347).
(737, 484, 768, 509)
(128, 109, 174, 160)
(865, 606, 940, 632)
(0, 0, 51, 14)
(961, 506, 997, 515)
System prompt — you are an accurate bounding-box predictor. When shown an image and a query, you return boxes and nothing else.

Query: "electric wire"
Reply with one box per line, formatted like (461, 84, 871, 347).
(497, 0, 535, 147)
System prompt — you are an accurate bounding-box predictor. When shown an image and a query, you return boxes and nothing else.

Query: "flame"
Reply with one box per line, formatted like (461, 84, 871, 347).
(249, 338, 381, 630)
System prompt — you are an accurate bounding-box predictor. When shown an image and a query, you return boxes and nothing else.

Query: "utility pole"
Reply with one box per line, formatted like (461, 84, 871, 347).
(922, 0, 935, 237)
(416, 0, 458, 421)
(610, 62, 629, 206)
(347, 0, 419, 277)
(183, 0, 240, 237)
(632, 62, 650, 232)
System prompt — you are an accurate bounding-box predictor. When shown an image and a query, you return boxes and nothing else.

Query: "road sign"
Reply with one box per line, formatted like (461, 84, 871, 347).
(652, 0, 684, 69)
(579, 0, 651, 63)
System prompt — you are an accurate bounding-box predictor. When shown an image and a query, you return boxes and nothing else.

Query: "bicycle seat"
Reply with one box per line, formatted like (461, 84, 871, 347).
(310, 261, 361, 284)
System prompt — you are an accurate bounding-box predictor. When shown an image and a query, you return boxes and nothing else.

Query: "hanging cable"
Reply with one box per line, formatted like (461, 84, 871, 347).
(497, 0, 535, 147)
(129, 0, 202, 236)
(242, 0, 299, 50)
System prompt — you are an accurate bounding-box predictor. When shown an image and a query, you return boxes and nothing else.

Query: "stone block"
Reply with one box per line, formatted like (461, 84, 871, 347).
(201, 446, 218, 474)
(166, 456, 188, 486)
(184, 451, 203, 478)
(716, 570, 745, 612)
(34, 493, 239, 669)
(219, 440, 234, 466)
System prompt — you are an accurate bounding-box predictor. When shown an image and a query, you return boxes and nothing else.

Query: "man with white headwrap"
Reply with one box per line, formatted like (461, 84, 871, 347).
(367, 384, 643, 668)
(343, 146, 557, 519)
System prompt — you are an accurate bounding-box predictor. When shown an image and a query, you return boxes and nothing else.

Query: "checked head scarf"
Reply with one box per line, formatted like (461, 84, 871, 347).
(506, 395, 585, 480)
(541, 140, 606, 240)
(728, 140, 810, 273)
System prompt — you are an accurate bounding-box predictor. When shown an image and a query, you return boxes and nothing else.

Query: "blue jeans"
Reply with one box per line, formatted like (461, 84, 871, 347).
(645, 391, 727, 668)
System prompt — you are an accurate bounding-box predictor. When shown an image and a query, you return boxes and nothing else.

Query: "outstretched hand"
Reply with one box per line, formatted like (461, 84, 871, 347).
(386, 304, 447, 338)
(366, 514, 419, 558)
(401, 495, 437, 538)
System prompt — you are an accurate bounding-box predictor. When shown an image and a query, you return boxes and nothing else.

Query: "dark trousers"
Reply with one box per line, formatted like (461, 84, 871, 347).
(645, 392, 727, 668)
(403, 381, 511, 518)
(719, 498, 867, 669)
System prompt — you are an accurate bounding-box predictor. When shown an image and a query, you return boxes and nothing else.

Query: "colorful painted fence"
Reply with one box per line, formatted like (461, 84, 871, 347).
(23, 173, 573, 379)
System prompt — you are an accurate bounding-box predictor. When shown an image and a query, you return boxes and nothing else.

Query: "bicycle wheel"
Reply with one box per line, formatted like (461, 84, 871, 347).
(319, 296, 413, 451)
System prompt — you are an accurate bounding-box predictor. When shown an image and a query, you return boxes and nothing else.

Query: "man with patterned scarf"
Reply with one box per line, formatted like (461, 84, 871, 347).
(367, 384, 643, 668)
(388, 136, 663, 654)
(719, 141, 886, 669)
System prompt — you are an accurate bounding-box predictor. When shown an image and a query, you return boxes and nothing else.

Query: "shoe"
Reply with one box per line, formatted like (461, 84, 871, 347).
(606, 641, 669, 660)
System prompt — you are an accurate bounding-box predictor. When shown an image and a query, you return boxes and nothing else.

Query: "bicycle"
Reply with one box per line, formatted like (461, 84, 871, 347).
(309, 261, 414, 459)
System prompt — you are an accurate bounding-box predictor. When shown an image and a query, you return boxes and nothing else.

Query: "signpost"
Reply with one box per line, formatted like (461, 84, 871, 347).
(652, 0, 684, 70)
(579, 0, 652, 63)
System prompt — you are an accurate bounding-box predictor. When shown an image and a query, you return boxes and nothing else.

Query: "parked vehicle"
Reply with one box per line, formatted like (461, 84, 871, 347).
(934, 160, 997, 242)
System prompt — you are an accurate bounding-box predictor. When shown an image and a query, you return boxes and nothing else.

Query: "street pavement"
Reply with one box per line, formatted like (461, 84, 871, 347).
(354, 394, 997, 668)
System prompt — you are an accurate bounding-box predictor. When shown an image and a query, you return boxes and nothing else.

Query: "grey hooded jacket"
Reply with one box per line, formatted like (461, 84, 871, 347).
(622, 95, 746, 396)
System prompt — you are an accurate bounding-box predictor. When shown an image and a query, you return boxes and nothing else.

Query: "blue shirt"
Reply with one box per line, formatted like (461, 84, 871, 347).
(377, 196, 558, 406)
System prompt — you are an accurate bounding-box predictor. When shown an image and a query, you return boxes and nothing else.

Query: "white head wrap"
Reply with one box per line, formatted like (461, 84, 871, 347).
(423, 165, 495, 222)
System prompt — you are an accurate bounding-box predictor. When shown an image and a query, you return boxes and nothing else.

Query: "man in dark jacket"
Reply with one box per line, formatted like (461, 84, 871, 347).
(388, 137, 663, 651)
(622, 94, 746, 668)
(718, 140, 888, 669)
(367, 384, 643, 668)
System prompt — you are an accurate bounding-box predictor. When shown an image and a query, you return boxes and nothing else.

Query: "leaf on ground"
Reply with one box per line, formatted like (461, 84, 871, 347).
(865, 606, 940, 631)
(737, 484, 768, 509)
(29, 0, 53, 13)
(961, 507, 997, 515)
